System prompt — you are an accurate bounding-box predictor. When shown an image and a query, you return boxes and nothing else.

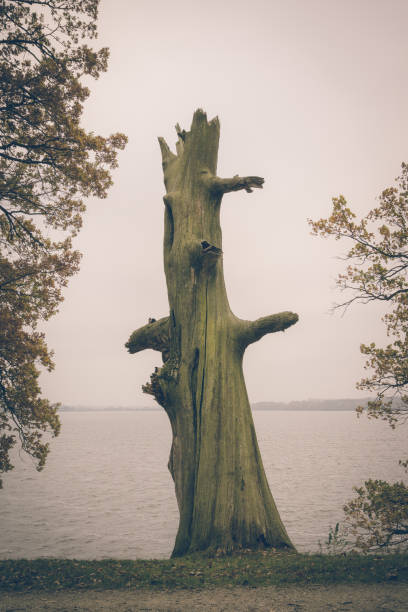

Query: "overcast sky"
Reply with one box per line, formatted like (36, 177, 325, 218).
(40, 0, 408, 407)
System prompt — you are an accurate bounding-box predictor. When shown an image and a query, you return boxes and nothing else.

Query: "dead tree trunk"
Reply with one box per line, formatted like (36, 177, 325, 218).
(126, 110, 298, 557)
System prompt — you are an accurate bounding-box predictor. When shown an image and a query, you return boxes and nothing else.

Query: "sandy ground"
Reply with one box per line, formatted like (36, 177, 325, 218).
(1, 584, 408, 611)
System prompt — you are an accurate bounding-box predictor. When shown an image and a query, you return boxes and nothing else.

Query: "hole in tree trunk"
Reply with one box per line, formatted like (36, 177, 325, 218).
(166, 203, 174, 247)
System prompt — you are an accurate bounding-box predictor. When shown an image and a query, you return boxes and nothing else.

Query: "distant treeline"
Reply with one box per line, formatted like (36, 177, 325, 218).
(59, 399, 371, 412)
(59, 406, 158, 411)
(252, 398, 370, 411)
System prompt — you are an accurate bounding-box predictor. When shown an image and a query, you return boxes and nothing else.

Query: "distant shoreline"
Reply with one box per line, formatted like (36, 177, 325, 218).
(59, 398, 370, 412)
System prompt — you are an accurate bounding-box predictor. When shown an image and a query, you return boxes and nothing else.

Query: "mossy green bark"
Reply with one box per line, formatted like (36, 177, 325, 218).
(127, 110, 298, 557)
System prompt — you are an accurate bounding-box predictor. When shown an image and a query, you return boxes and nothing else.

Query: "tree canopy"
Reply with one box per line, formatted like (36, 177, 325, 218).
(0, 0, 127, 487)
(309, 163, 408, 427)
(311, 163, 408, 552)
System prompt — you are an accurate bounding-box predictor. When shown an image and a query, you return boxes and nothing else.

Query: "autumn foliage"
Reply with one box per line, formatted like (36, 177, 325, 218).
(310, 163, 408, 427)
(0, 0, 127, 487)
(311, 164, 408, 552)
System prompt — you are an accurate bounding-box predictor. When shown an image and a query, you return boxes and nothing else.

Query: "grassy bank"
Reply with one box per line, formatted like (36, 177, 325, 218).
(1, 551, 408, 591)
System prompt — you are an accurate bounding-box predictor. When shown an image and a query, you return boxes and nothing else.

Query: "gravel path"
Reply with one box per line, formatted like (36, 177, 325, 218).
(1, 584, 408, 611)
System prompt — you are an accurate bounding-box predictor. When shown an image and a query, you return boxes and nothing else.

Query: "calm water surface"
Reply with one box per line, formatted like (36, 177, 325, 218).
(1, 410, 406, 559)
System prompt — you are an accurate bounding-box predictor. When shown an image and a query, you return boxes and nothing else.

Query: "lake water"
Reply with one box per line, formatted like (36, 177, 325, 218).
(1, 410, 406, 559)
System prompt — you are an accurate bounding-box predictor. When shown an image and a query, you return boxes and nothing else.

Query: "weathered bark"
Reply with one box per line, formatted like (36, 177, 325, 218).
(127, 110, 298, 556)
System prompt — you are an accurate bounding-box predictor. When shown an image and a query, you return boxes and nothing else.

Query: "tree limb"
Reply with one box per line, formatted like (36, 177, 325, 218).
(238, 311, 299, 349)
(158, 137, 176, 166)
(208, 174, 264, 194)
(125, 316, 170, 357)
